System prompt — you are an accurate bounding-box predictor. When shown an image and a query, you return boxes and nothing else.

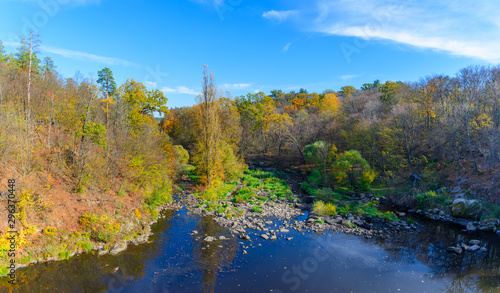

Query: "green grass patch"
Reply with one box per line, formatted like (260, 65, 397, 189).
(415, 191, 452, 210)
(251, 205, 263, 213)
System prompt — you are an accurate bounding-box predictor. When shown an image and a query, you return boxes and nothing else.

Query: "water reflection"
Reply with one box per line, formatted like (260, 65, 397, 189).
(368, 218, 500, 293)
(0, 210, 176, 293)
(194, 216, 238, 293)
(0, 208, 498, 293)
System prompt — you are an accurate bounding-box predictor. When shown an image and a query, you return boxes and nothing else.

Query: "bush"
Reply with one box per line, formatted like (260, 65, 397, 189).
(415, 191, 452, 210)
(313, 200, 337, 216)
(145, 185, 173, 209)
(173, 145, 189, 165)
(79, 213, 121, 243)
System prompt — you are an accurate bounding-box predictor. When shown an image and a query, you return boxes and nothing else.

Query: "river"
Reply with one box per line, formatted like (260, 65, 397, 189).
(1, 204, 499, 292)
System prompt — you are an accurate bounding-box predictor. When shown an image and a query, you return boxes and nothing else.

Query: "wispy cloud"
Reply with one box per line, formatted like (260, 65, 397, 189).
(3, 41, 139, 67)
(41, 45, 139, 67)
(283, 42, 293, 52)
(162, 86, 200, 95)
(262, 10, 299, 23)
(280, 0, 500, 62)
(145, 81, 158, 88)
(221, 83, 251, 90)
(341, 73, 364, 80)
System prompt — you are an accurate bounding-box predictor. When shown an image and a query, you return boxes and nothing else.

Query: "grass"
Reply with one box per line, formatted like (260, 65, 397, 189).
(309, 187, 399, 222)
(415, 191, 452, 210)
(232, 187, 255, 203)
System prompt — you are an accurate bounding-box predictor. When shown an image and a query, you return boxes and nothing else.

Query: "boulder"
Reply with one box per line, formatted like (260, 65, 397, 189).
(466, 222, 476, 232)
(261, 234, 269, 240)
(467, 245, 480, 252)
(109, 240, 127, 255)
(204, 236, 215, 242)
(451, 199, 483, 219)
(447, 246, 463, 254)
(469, 239, 480, 245)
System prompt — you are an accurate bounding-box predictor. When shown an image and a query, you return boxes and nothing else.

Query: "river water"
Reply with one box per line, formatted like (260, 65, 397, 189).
(2, 206, 499, 292)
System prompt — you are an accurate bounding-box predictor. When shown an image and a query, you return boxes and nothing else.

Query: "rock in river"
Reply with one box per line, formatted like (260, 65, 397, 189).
(109, 240, 128, 255)
(452, 199, 483, 219)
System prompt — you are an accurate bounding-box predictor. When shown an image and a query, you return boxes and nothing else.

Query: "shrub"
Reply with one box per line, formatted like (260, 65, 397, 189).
(173, 145, 190, 165)
(313, 200, 337, 216)
(79, 213, 121, 243)
(145, 185, 173, 209)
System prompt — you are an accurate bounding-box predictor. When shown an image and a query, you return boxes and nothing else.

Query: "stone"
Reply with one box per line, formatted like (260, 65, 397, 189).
(270, 235, 277, 241)
(469, 239, 480, 245)
(454, 193, 465, 199)
(109, 240, 127, 255)
(204, 236, 215, 242)
(219, 236, 226, 240)
(439, 210, 446, 217)
(191, 230, 198, 235)
(243, 250, 247, 255)
(261, 234, 269, 240)
(280, 229, 290, 233)
(240, 234, 251, 241)
(467, 245, 480, 252)
(466, 222, 476, 232)
(447, 247, 463, 254)
(452, 199, 483, 219)
(480, 248, 487, 252)
(286, 237, 293, 241)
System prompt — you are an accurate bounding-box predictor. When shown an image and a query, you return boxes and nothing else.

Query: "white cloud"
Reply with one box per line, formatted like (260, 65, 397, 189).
(221, 83, 251, 90)
(290, 0, 500, 62)
(162, 86, 200, 95)
(283, 42, 293, 52)
(341, 74, 364, 80)
(145, 81, 158, 88)
(262, 10, 299, 22)
(41, 45, 139, 67)
(2, 41, 139, 67)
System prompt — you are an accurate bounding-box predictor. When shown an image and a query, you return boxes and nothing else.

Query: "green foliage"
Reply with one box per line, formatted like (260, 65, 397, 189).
(97, 67, 117, 98)
(173, 145, 190, 165)
(306, 169, 323, 188)
(232, 187, 255, 203)
(415, 191, 452, 210)
(343, 220, 355, 228)
(78, 213, 121, 243)
(221, 141, 247, 182)
(251, 205, 263, 213)
(75, 121, 107, 148)
(145, 186, 173, 209)
(333, 150, 375, 190)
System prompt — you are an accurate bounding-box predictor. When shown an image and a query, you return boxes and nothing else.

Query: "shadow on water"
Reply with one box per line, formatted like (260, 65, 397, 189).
(369, 217, 500, 293)
(0, 206, 498, 292)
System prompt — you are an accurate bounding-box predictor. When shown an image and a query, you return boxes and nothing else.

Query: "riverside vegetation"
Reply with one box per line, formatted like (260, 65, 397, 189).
(0, 33, 500, 277)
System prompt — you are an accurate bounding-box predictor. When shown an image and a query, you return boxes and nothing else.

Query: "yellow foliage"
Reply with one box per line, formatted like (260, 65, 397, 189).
(319, 93, 341, 115)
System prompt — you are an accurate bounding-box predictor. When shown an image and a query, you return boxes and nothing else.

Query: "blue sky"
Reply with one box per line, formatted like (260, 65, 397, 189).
(0, 0, 498, 108)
